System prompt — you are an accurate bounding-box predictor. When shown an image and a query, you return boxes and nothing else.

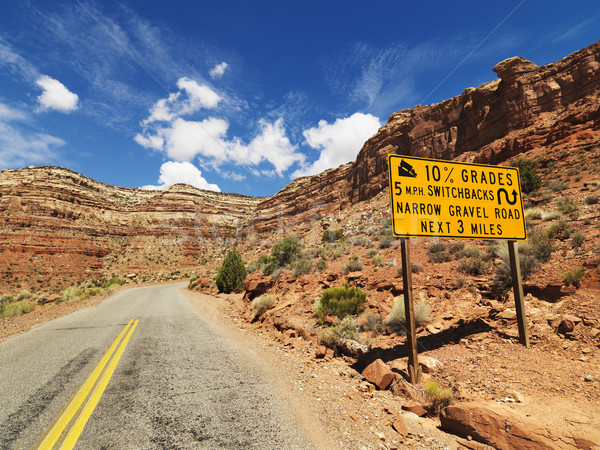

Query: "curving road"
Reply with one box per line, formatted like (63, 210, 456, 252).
(0, 284, 316, 449)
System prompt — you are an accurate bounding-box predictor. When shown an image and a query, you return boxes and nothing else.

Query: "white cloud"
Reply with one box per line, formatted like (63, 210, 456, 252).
(142, 78, 220, 126)
(292, 113, 381, 178)
(209, 62, 228, 79)
(176, 77, 221, 110)
(36, 75, 79, 113)
(163, 117, 229, 162)
(140, 161, 220, 192)
(229, 118, 304, 176)
(221, 171, 246, 182)
(0, 101, 65, 167)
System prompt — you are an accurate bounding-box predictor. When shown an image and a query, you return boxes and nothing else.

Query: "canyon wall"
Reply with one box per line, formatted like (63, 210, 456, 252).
(254, 41, 600, 231)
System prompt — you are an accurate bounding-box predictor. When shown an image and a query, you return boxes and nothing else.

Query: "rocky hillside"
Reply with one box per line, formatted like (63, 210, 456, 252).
(254, 40, 600, 231)
(0, 166, 260, 293)
(0, 40, 599, 295)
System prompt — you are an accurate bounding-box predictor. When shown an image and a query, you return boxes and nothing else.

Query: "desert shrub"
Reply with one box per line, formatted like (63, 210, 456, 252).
(379, 237, 393, 249)
(106, 277, 126, 288)
(17, 290, 33, 301)
(492, 228, 555, 292)
(351, 236, 367, 247)
(542, 210, 562, 221)
(365, 225, 378, 235)
(271, 235, 303, 267)
(424, 382, 454, 413)
(79, 287, 101, 301)
(385, 294, 431, 332)
(411, 262, 423, 273)
(571, 231, 586, 248)
(547, 180, 567, 192)
(252, 294, 276, 315)
(0, 301, 35, 318)
(562, 268, 585, 287)
(322, 229, 344, 243)
(557, 197, 579, 215)
(361, 313, 383, 335)
(510, 157, 542, 194)
(524, 208, 543, 220)
(584, 194, 599, 205)
(293, 257, 312, 277)
(372, 255, 384, 267)
(215, 248, 247, 293)
(315, 259, 326, 272)
(447, 241, 465, 255)
(315, 282, 367, 322)
(427, 241, 451, 263)
(458, 256, 490, 275)
(547, 220, 571, 239)
(321, 316, 360, 347)
(450, 275, 466, 289)
(342, 256, 363, 273)
(367, 249, 379, 258)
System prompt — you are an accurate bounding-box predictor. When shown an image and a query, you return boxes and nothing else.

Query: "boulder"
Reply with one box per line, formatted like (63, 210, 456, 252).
(439, 403, 597, 450)
(362, 358, 394, 390)
(419, 355, 443, 373)
(401, 400, 427, 417)
(392, 415, 407, 438)
(46, 294, 62, 303)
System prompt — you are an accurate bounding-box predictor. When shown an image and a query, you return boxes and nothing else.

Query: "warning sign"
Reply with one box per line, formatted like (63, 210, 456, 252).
(388, 155, 527, 240)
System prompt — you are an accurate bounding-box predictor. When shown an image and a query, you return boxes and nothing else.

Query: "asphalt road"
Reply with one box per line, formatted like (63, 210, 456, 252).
(0, 284, 316, 449)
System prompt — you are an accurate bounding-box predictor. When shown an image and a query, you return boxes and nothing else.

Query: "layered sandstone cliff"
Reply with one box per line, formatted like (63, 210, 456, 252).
(0, 166, 260, 291)
(254, 40, 600, 231)
(1, 41, 599, 293)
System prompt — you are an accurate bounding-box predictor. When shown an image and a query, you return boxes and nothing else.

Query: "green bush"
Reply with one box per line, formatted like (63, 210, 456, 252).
(458, 256, 490, 275)
(322, 229, 344, 243)
(17, 290, 33, 301)
(424, 382, 454, 413)
(372, 255, 384, 268)
(315, 260, 326, 272)
(571, 231, 586, 248)
(361, 313, 383, 335)
(510, 157, 542, 194)
(0, 300, 35, 318)
(427, 242, 451, 263)
(557, 197, 579, 215)
(562, 268, 585, 287)
(293, 257, 312, 277)
(379, 237, 393, 249)
(367, 249, 379, 258)
(342, 256, 362, 273)
(315, 282, 367, 323)
(547, 220, 571, 239)
(252, 294, 276, 315)
(320, 316, 360, 347)
(385, 294, 431, 332)
(271, 235, 303, 267)
(106, 277, 126, 288)
(584, 194, 599, 205)
(215, 248, 247, 293)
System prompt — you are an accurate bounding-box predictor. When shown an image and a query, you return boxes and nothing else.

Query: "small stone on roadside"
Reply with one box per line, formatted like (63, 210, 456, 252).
(584, 375, 594, 382)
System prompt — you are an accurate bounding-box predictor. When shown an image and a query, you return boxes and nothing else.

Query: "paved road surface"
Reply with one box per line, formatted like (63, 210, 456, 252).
(0, 284, 316, 449)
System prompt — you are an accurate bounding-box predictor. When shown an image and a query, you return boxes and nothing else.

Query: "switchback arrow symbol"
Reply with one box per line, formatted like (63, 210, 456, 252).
(497, 188, 518, 205)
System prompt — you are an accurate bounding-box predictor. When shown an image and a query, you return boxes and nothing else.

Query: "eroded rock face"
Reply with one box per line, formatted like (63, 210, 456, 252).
(253, 40, 600, 231)
(0, 166, 260, 292)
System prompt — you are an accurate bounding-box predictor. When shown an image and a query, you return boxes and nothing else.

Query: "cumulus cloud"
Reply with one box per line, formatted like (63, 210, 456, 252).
(209, 62, 228, 79)
(36, 75, 79, 113)
(142, 78, 221, 126)
(292, 113, 381, 178)
(229, 118, 304, 176)
(140, 161, 220, 192)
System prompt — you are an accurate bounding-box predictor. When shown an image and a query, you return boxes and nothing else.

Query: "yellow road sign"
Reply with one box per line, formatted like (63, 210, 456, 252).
(388, 155, 527, 240)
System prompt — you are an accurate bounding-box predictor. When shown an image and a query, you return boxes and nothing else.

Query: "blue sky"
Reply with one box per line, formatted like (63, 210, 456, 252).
(0, 1, 598, 197)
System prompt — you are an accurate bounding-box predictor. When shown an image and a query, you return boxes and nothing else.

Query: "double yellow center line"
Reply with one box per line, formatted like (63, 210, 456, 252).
(37, 319, 139, 449)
